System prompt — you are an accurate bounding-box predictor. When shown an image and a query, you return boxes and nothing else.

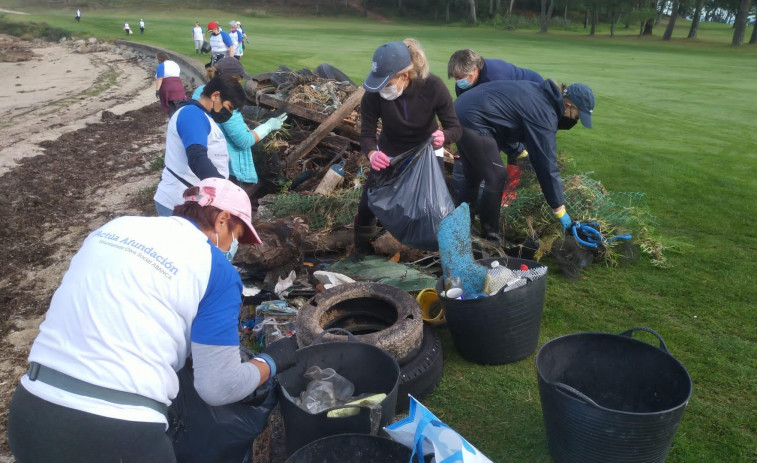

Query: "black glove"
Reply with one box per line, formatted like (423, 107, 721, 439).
(256, 336, 298, 377)
(155, 89, 160, 98)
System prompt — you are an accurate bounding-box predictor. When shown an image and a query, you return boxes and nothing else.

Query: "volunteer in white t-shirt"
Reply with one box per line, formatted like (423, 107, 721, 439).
(207, 21, 234, 65)
(192, 21, 204, 55)
(7, 178, 298, 462)
(155, 52, 187, 116)
(154, 76, 246, 216)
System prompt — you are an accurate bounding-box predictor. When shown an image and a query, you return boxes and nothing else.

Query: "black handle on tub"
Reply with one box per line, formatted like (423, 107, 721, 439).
(551, 382, 602, 408)
(313, 327, 359, 345)
(619, 327, 669, 353)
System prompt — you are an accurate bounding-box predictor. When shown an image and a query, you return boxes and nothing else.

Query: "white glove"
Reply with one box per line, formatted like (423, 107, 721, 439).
(254, 113, 287, 140)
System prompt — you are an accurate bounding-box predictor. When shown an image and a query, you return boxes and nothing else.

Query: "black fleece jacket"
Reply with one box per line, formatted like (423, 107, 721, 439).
(360, 73, 461, 157)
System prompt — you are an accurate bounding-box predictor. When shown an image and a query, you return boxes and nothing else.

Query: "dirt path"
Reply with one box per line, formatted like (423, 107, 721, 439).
(0, 37, 166, 461)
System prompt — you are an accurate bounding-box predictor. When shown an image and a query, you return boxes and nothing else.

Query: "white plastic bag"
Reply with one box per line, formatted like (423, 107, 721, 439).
(385, 396, 492, 463)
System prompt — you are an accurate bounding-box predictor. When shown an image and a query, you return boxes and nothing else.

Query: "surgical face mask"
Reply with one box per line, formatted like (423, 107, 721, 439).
(216, 232, 239, 262)
(210, 106, 233, 124)
(379, 79, 404, 101)
(456, 77, 474, 90)
(557, 116, 578, 131)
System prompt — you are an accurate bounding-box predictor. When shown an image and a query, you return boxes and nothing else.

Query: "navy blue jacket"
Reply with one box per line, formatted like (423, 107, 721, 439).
(454, 79, 566, 208)
(455, 58, 543, 97)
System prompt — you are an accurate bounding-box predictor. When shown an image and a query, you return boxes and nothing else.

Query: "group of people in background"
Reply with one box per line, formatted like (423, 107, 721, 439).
(122, 19, 145, 35)
(194, 20, 248, 63)
(7, 33, 596, 462)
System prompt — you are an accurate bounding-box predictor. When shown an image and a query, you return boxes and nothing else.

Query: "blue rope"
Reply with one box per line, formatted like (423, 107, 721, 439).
(570, 221, 632, 249)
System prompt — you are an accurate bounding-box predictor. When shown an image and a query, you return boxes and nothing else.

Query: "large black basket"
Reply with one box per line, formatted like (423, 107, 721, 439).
(436, 257, 547, 365)
(536, 328, 692, 463)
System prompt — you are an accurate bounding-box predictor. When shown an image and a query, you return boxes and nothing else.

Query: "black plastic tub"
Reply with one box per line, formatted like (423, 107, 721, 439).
(536, 328, 693, 463)
(277, 332, 400, 457)
(436, 257, 547, 365)
(284, 434, 411, 463)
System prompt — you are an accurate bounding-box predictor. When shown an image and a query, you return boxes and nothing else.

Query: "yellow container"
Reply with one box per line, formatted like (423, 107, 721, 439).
(416, 288, 446, 326)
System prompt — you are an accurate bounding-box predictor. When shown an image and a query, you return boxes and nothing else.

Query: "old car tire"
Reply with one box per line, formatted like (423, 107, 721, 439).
(296, 283, 423, 365)
(396, 323, 444, 412)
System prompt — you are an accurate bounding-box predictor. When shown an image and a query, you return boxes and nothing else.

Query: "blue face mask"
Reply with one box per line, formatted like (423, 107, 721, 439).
(217, 232, 239, 262)
(456, 77, 474, 90)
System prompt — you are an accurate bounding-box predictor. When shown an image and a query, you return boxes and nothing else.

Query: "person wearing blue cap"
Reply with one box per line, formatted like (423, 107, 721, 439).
(453, 79, 595, 244)
(354, 38, 461, 258)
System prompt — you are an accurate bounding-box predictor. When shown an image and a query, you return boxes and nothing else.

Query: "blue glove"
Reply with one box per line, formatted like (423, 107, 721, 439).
(558, 211, 572, 230)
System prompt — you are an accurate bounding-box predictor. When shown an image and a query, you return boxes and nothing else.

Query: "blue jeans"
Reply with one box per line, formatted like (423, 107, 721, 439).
(155, 201, 173, 217)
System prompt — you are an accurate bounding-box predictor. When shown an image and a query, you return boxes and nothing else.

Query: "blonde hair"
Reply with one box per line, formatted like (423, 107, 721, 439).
(401, 38, 429, 81)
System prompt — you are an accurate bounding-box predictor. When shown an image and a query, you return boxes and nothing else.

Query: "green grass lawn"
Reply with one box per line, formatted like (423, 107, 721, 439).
(3, 3, 757, 462)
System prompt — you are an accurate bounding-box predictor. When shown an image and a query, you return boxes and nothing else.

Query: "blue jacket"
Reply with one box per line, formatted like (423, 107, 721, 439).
(454, 79, 565, 208)
(192, 85, 258, 183)
(455, 58, 543, 97)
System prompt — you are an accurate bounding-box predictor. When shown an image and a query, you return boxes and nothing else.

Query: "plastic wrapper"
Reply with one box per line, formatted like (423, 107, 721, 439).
(304, 366, 355, 401)
(300, 380, 336, 414)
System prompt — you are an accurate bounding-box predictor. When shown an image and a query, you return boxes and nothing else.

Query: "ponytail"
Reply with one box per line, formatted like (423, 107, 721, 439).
(402, 38, 429, 81)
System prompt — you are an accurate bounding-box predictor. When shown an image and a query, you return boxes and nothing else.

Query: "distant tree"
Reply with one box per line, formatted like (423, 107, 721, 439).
(731, 0, 752, 44)
(750, 19, 757, 43)
(590, 2, 598, 34)
(688, 0, 705, 38)
(662, 0, 680, 40)
(540, 0, 555, 32)
(468, 0, 478, 24)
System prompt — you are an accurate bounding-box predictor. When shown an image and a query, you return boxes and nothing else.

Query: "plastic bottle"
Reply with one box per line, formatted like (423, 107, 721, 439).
(442, 276, 464, 299)
(314, 161, 345, 195)
(483, 261, 516, 295)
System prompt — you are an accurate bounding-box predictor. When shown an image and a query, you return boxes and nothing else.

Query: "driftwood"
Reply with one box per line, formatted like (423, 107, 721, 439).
(257, 93, 360, 141)
(284, 87, 365, 166)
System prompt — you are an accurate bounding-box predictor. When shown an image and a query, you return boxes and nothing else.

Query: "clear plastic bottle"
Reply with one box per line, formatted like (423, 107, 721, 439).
(483, 261, 516, 295)
(314, 161, 345, 195)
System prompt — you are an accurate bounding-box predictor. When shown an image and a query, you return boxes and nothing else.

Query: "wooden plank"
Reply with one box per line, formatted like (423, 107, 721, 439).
(257, 93, 361, 141)
(284, 88, 365, 166)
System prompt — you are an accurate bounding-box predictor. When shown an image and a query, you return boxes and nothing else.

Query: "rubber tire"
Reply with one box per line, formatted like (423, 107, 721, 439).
(296, 282, 423, 366)
(396, 323, 444, 413)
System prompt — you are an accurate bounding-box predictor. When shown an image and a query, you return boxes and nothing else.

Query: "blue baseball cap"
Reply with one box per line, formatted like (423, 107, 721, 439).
(363, 42, 412, 92)
(566, 83, 595, 128)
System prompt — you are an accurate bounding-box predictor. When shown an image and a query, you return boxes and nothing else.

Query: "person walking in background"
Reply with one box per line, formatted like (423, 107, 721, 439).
(354, 39, 461, 258)
(75, 9, 81, 22)
(229, 21, 244, 60)
(192, 21, 204, 55)
(155, 52, 187, 116)
(192, 58, 288, 194)
(236, 21, 248, 53)
(124, 21, 131, 36)
(207, 21, 234, 65)
(448, 48, 545, 206)
(7, 176, 298, 463)
(453, 79, 595, 244)
(139, 18, 145, 35)
(154, 76, 247, 216)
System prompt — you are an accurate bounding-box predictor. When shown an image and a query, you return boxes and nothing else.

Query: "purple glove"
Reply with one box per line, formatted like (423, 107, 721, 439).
(369, 150, 391, 171)
(431, 130, 445, 149)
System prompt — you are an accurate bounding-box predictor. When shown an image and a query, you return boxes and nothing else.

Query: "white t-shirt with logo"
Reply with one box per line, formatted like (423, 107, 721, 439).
(193, 26, 204, 41)
(154, 102, 229, 210)
(22, 216, 244, 425)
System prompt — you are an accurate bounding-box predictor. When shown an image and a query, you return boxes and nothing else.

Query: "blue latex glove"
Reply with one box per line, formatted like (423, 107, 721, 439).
(558, 210, 573, 230)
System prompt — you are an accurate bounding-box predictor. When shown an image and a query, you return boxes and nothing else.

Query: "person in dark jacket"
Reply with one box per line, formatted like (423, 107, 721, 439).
(355, 39, 461, 258)
(453, 79, 595, 243)
(448, 49, 545, 206)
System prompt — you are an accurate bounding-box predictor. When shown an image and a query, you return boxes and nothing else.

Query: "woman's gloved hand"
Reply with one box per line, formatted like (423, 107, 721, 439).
(369, 150, 391, 171)
(254, 113, 288, 140)
(554, 206, 573, 230)
(255, 336, 298, 377)
(431, 130, 445, 149)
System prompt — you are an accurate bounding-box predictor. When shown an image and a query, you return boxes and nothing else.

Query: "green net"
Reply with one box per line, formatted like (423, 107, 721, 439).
(261, 188, 362, 231)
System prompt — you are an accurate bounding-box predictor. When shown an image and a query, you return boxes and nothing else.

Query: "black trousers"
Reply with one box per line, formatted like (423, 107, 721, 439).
(456, 126, 508, 203)
(8, 384, 176, 463)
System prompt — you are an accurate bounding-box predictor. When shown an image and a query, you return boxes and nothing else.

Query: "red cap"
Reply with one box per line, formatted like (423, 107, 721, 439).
(207, 21, 219, 30)
(183, 178, 262, 245)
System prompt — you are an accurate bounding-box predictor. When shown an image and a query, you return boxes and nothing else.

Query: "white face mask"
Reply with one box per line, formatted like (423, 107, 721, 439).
(379, 78, 404, 100)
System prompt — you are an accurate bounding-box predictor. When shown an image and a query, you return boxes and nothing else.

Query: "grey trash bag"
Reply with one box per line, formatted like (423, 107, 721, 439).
(367, 139, 453, 251)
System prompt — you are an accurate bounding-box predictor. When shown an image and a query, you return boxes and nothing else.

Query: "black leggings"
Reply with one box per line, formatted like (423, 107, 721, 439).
(456, 126, 507, 204)
(8, 384, 176, 463)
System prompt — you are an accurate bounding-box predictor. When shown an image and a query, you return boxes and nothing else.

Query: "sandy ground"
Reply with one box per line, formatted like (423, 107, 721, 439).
(0, 37, 156, 176)
(0, 36, 167, 462)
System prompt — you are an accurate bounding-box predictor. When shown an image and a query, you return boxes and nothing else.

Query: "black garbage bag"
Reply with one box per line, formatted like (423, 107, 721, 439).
(367, 140, 454, 251)
(169, 356, 277, 463)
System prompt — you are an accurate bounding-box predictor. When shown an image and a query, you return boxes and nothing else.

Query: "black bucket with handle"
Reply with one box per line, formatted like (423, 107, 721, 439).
(435, 257, 547, 364)
(536, 327, 692, 463)
(277, 329, 399, 457)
